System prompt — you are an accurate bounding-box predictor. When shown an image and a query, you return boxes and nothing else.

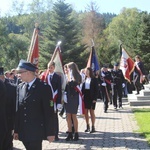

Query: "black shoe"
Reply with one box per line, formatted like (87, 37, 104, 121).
(85, 124, 90, 132)
(66, 131, 69, 134)
(90, 126, 96, 133)
(66, 132, 73, 141)
(104, 110, 107, 113)
(135, 92, 139, 95)
(74, 132, 79, 141)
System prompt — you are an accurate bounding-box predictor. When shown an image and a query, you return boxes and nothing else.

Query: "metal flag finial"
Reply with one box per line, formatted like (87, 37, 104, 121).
(57, 41, 62, 46)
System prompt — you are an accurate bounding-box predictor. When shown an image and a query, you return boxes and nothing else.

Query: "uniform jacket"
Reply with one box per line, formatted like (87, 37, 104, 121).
(49, 73, 62, 105)
(134, 61, 145, 76)
(4, 80, 16, 130)
(99, 71, 112, 90)
(0, 80, 7, 144)
(111, 69, 125, 86)
(14, 78, 55, 142)
(82, 77, 98, 101)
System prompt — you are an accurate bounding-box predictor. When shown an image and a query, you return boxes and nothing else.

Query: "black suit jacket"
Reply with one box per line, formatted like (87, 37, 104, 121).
(0, 80, 7, 145)
(15, 78, 55, 142)
(50, 73, 62, 104)
(134, 61, 145, 76)
(82, 77, 98, 101)
(4, 80, 16, 130)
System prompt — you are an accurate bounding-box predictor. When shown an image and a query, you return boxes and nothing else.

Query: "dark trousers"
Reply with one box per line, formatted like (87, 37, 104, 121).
(54, 111, 59, 138)
(23, 141, 42, 150)
(3, 130, 13, 150)
(0, 133, 6, 150)
(134, 75, 141, 93)
(113, 86, 122, 108)
(101, 87, 109, 111)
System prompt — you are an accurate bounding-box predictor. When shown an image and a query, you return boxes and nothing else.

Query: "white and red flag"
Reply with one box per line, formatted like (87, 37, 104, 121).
(27, 27, 39, 66)
(120, 47, 135, 82)
(41, 42, 66, 94)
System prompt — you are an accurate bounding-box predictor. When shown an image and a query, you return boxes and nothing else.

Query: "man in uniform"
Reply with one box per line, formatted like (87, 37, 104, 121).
(100, 66, 112, 113)
(13, 60, 55, 150)
(111, 63, 125, 109)
(0, 67, 16, 150)
(133, 55, 145, 94)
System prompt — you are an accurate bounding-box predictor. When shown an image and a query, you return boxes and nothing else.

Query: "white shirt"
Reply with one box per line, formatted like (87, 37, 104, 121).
(27, 78, 36, 90)
(85, 77, 91, 89)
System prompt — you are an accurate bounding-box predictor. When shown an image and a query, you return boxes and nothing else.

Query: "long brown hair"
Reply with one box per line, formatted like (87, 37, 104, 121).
(67, 62, 81, 84)
(86, 67, 95, 78)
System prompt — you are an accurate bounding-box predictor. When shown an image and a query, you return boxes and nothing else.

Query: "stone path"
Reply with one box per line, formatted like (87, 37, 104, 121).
(13, 100, 150, 150)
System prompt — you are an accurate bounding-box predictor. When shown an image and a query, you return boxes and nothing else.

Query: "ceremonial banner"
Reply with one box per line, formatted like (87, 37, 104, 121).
(120, 48, 135, 82)
(86, 46, 100, 74)
(27, 28, 39, 66)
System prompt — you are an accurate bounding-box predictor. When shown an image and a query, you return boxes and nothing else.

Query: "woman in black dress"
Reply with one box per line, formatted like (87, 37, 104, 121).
(82, 67, 98, 133)
(64, 62, 82, 141)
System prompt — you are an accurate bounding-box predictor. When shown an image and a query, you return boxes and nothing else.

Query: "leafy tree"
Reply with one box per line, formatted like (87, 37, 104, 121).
(40, 0, 86, 69)
(2, 33, 29, 70)
(102, 13, 117, 27)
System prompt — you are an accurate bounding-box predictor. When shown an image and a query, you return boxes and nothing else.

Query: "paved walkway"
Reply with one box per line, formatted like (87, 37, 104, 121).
(13, 99, 150, 150)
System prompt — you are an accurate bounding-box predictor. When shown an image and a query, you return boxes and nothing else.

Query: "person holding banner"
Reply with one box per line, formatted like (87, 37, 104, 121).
(42, 61, 62, 141)
(133, 55, 145, 94)
(100, 66, 112, 113)
(82, 67, 98, 133)
(64, 62, 82, 141)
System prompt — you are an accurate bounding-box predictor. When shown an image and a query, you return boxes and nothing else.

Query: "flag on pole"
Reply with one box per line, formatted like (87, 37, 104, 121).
(86, 46, 100, 74)
(41, 42, 66, 92)
(120, 47, 135, 82)
(50, 44, 66, 91)
(27, 27, 39, 66)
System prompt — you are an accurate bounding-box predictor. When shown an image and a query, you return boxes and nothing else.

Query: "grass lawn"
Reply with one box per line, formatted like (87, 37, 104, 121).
(133, 108, 150, 145)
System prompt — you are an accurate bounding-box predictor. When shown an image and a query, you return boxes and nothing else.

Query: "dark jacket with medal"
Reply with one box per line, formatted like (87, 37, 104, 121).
(15, 78, 55, 142)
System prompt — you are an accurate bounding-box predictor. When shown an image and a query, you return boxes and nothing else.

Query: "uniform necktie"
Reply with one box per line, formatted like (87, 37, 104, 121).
(50, 75, 53, 82)
(26, 83, 29, 93)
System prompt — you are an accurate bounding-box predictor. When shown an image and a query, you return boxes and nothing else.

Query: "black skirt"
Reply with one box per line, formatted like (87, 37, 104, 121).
(83, 89, 96, 110)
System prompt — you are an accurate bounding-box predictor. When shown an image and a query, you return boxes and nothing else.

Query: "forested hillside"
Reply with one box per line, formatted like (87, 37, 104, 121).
(0, 0, 149, 73)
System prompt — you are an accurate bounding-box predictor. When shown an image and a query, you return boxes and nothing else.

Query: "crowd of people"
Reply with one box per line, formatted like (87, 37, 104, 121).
(0, 55, 148, 150)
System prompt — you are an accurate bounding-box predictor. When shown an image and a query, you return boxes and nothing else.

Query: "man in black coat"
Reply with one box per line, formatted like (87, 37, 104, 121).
(14, 60, 55, 150)
(133, 55, 146, 94)
(111, 63, 125, 109)
(0, 72, 7, 149)
(100, 66, 112, 113)
(0, 67, 16, 150)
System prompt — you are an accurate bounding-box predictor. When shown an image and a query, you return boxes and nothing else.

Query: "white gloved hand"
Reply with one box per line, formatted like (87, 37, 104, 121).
(102, 83, 106, 86)
(64, 93, 67, 103)
(57, 104, 62, 110)
(122, 83, 125, 88)
(101, 72, 105, 77)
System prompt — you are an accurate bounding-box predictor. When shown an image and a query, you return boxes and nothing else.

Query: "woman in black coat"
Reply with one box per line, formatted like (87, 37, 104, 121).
(82, 67, 98, 133)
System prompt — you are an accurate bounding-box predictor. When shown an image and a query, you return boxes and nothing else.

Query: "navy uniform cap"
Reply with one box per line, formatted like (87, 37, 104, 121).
(16, 59, 38, 72)
(114, 62, 119, 66)
(0, 67, 4, 75)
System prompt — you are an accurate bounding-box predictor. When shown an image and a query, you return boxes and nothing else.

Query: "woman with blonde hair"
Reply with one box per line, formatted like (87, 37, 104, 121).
(64, 62, 81, 141)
